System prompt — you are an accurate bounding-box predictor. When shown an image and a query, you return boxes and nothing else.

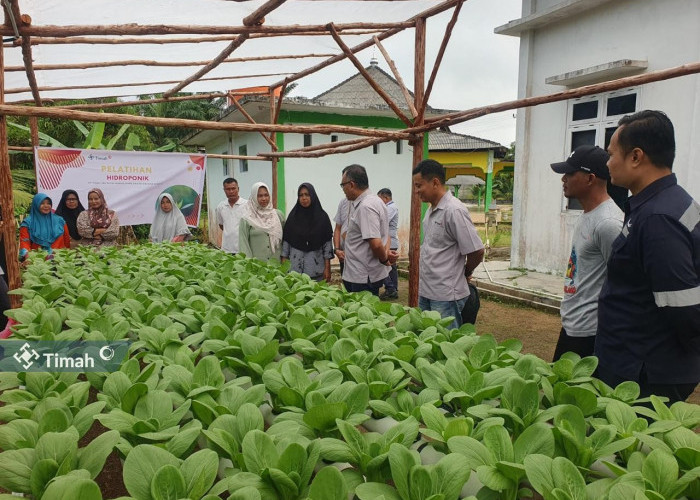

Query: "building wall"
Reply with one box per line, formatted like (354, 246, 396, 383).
(204, 113, 414, 255)
(511, 0, 700, 274)
(283, 130, 413, 256)
(205, 132, 273, 246)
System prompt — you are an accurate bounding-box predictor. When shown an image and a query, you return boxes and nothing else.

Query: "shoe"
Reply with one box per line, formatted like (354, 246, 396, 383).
(380, 290, 398, 300)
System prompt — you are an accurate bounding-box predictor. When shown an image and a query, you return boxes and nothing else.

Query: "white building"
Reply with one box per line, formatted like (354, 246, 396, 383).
(185, 61, 453, 255)
(496, 0, 700, 274)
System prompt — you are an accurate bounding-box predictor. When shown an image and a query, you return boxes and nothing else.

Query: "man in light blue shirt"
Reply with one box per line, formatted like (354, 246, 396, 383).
(378, 188, 399, 300)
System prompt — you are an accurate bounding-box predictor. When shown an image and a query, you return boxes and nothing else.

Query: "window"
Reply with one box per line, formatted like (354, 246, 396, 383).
(303, 134, 312, 147)
(222, 158, 229, 177)
(373, 143, 380, 154)
(331, 135, 338, 143)
(238, 145, 248, 173)
(564, 88, 638, 210)
(396, 140, 403, 154)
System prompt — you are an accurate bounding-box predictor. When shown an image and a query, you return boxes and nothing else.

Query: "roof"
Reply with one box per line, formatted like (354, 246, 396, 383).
(312, 60, 445, 113)
(428, 128, 507, 152)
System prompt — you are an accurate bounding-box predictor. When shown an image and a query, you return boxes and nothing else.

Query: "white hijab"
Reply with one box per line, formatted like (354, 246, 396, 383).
(150, 193, 191, 243)
(242, 182, 283, 252)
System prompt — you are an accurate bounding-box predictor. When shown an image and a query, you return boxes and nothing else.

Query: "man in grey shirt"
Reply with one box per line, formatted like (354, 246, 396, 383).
(378, 188, 399, 300)
(550, 144, 623, 360)
(333, 197, 350, 275)
(413, 159, 484, 329)
(340, 164, 398, 295)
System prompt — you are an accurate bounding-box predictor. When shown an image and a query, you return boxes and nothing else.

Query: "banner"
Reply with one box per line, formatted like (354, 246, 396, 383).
(34, 147, 206, 226)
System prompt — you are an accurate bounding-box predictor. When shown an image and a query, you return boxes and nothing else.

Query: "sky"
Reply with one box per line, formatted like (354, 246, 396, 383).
(289, 0, 523, 147)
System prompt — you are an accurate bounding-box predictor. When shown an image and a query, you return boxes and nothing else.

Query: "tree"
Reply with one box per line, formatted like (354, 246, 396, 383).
(492, 171, 514, 202)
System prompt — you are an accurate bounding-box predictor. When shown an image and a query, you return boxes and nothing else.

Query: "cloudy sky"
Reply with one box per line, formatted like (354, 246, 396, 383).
(290, 0, 523, 147)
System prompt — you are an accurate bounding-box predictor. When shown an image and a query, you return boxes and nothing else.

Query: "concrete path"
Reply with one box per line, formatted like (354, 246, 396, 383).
(472, 260, 563, 313)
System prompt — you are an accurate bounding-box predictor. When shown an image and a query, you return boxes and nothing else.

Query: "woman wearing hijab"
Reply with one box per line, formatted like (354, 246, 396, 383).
(76, 188, 120, 246)
(150, 193, 191, 243)
(239, 182, 285, 262)
(18, 193, 71, 261)
(282, 183, 334, 282)
(54, 189, 85, 247)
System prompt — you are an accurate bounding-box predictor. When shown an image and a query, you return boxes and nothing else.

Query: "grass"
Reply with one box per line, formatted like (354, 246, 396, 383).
(477, 226, 511, 248)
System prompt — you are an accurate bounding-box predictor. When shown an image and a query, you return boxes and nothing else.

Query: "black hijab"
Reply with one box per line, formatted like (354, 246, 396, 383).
(54, 189, 85, 240)
(282, 183, 333, 252)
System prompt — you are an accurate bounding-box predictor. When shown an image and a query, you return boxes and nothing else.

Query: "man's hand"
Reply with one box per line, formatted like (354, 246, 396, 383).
(334, 249, 345, 262)
(387, 249, 399, 265)
(323, 269, 332, 283)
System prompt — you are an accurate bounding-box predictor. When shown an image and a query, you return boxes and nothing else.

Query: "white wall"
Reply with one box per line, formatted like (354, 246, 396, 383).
(205, 132, 273, 245)
(284, 131, 413, 256)
(204, 129, 414, 255)
(511, 0, 700, 274)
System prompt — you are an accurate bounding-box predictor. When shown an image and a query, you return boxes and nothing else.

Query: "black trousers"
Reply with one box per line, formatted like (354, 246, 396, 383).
(343, 278, 384, 296)
(552, 327, 595, 361)
(596, 363, 697, 404)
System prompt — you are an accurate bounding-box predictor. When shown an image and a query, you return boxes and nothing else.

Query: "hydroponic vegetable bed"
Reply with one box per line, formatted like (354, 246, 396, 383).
(1, 244, 699, 500)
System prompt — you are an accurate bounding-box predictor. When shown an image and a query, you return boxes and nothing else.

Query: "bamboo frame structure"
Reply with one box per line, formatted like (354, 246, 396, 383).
(0, 0, 699, 311)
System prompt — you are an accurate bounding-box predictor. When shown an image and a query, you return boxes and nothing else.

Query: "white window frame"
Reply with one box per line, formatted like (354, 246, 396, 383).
(562, 87, 639, 212)
(239, 145, 248, 173)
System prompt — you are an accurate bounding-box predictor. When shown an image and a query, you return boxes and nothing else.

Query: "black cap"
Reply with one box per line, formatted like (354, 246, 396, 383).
(550, 145, 610, 180)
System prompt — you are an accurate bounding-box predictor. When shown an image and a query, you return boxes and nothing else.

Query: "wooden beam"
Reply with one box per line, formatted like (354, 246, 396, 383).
(0, 103, 412, 140)
(270, 83, 286, 142)
(328, 23, 412, 127)
(260, 136, 387, 158)
(4, 53, 336, 72)
(271, 0, 460, 90)
(408, 16, 426, 308)
(373, 36, 417, 118)
(265, 136, 369, 156)
(0, 41, 22, 308)
(418, 0, 463, 123)
(8, 145, 33, 151)
(230, 96, 278, 151)
(207, 153, 270, 161)
(8, 0, 41, 106)
(269, 88, 279, 209)
(5, 72, 290, 95)
(163, 0, 287, 97)
(56, 92, 230, 110)
(0, 21, 411, 37)
(7, 30, 384, 46)
(418, 61, 700, 132)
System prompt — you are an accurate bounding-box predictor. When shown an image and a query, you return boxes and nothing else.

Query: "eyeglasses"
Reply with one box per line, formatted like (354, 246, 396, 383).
(66, 197, 79, 202)
(339, 181, 352, 188)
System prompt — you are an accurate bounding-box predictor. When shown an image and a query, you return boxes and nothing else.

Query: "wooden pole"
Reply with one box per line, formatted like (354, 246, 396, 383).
(230, 96, 278, 151)
(271, 0, 459, 96)
(417, 61, 700, 132)
(5, 72, 290, 96)
(260, 136, 387, 158)
(269, 88, 278, 209)
(409, 17, 426, 308)
(0, 103, 412, 140)
(270, 83, 286, 142)
(328, 23, 412, 126)
(0, 21, 412, 37)
(0, 40, 22, 308)
(29, 116, 38, 147)
(373, 36, 417, 118)
(12, 30, 384, 46)
(265, 136, 369, 155)
(4, 52, 337, 72)
(418, 0, 463, 122)
(164, 0, 288, 97)
(57, 92, 230, 110)
(207, 153, 270, 161)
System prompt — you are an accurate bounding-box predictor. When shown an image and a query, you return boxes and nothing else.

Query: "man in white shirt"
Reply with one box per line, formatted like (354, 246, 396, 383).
(215, 178, 247, 254)
(378, 188, 399, 300)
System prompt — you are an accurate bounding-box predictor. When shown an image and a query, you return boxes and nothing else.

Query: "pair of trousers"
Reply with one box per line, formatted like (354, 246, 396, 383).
(344, 278, 384, 296)
(383, 249, 398, 292)
(418, 295, 468, 330)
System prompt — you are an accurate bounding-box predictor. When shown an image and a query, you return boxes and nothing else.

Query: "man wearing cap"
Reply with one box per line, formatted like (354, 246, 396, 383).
(596, 110, 700, 403)
(550, 145, 623, 361)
